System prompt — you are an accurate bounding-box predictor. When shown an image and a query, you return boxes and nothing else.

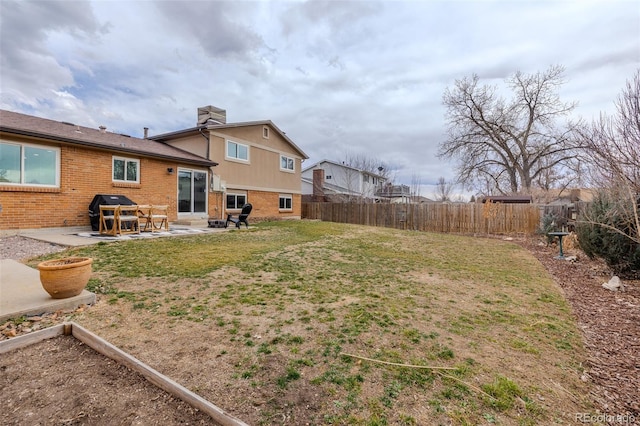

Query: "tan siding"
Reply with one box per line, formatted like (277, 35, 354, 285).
(219, 125, 299, 154)
(209, 126, 302, 193)
(161, 135, 207, 158)
(157, 122, 305, 221)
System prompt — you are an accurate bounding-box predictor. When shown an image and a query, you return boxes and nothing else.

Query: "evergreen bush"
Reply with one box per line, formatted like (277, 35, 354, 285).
(576, 193, 640, 277)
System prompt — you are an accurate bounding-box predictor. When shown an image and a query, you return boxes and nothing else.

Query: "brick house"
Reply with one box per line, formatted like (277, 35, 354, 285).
(1, 106, 308, 231)
(0, 109, 217, 231)
(149, 106, 308, 221)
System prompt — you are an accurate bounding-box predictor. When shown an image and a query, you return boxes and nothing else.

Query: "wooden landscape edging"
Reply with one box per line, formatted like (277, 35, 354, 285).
(0, 322, 249, 426)
(0, 323, 66, 355)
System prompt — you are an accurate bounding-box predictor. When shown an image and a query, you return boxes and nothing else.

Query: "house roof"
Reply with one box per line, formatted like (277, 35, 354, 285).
(149, 120, 309, 160)
(0, 109, 217, 167)
(301, 176, 353, 195)
(531, 188, 596, 204)
(302, 159, 387, 180)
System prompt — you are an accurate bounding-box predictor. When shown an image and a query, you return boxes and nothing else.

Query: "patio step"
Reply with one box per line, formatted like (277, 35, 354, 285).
(173, 219, 210, 227)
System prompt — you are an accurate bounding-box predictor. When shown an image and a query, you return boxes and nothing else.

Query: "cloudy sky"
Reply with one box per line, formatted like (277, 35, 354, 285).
(1, 0, 638, 198)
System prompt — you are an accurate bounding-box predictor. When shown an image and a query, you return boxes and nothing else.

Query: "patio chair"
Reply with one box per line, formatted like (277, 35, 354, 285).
(226, 203, 252, 228)
(137, 205, 153, 232)
(99, 205, 119, 236)
(150, 205, 169, 232)
(118, 205, 141, 235)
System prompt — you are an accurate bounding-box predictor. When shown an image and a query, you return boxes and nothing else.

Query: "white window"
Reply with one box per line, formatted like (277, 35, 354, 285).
(112, 156, 139, 183)
(280, 155, 294, 172)
(0, 141, 60, 187)
(227, 193, 247, 210)
(226, 140, 249, 162)
(263, 126, 270, 139)
(279, 194, 292, 211)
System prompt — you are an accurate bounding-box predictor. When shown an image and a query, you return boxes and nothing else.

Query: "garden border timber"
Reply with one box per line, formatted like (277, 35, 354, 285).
(0, 322, 249, 426)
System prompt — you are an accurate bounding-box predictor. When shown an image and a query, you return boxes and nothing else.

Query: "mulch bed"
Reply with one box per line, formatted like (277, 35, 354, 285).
(518, 238, 640, 419)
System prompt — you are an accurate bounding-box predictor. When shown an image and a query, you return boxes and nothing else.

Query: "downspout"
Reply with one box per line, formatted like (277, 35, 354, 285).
(198, 126, 214, 217)
(199, 125, 224, 219)
(198, 126, 210, 159)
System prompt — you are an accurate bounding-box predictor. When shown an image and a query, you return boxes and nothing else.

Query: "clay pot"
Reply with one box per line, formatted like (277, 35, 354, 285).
(37, 257, 93, 299)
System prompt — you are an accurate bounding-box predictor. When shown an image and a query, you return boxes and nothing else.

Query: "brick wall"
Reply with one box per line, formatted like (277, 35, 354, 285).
(246, 190, 301, 219)
(0, 143, 300, 231)
(0, 145, 215, 230)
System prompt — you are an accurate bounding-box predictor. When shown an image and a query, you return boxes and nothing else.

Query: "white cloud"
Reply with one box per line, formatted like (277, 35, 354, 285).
(1, 0, 638, 189)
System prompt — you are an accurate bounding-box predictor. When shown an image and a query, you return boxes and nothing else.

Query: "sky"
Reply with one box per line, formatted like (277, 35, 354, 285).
(1, 0, 638, 199)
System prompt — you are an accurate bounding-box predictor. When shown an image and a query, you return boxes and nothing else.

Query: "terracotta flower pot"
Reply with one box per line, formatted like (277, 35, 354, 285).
(37, 257, 93, 299)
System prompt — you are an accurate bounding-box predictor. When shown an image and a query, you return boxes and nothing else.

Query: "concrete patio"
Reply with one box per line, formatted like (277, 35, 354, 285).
(0, 259, 96, 323)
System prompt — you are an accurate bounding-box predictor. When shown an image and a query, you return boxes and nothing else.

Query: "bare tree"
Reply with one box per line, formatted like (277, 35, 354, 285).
(337, 162, 362, 202)
(471, 173, 501, 198)
(439, 65, 581, 195)
(535, 155, 583, 192)
(410, 173, 422, 202)
(579, 70, 640, 245)
(434, 176, 454, 202)
(343, 152, 392, 181)
(339, 152, 391, 202)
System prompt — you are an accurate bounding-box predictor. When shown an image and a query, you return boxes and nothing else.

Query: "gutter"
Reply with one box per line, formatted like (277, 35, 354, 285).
(0, 126, 217, 168)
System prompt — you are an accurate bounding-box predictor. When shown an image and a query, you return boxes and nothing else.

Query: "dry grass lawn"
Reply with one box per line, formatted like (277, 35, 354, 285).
(27, 221, 596, 425)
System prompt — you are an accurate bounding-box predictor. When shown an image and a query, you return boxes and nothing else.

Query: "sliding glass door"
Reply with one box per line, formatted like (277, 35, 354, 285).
(178, 169, 207, 214)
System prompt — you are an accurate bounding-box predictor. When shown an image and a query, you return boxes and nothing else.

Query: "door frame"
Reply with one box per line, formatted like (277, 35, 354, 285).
(177, 168, 208, 216)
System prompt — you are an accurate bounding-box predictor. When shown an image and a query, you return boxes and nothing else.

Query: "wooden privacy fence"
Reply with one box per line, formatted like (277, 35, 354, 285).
(302, 202, 542, 235)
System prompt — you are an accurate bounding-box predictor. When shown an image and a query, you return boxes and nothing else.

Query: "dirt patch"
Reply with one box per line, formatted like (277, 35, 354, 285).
(0, 335, 218, 425)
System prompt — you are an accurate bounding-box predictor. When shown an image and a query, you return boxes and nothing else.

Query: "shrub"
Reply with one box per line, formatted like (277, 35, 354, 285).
(576, 193, 640, 277)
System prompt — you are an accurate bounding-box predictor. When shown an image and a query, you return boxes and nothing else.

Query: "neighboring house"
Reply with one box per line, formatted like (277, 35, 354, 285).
(376, 183, 414, 203)
(532, 188, 595, 205)
(301, 159, 386, 202)
(149, 106, 308, 220)
(412, 195, 436, 204)
(535, 188, 596, 230)
(0, 109, 217, 231)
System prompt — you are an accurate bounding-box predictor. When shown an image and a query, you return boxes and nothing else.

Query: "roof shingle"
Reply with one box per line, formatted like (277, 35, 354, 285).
(0, 109, 216, 167)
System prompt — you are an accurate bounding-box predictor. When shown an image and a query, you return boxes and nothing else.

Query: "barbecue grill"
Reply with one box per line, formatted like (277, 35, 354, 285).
(88, 194, 136, 231)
